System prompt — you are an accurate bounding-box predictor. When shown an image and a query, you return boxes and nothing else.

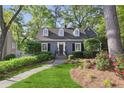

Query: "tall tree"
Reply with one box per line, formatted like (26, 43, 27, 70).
(23, 6, 54, 39)
(103, 5, 123, 55)
(0, 5, 23, 60)
(63, 5, 102, 28)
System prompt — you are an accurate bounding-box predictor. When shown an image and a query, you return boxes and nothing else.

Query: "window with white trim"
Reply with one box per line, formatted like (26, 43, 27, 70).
(41, 43, 48, 51)
(75, 43, 81, 51)
(58, 28, 64, 36)
(43, 28, 49, 36)
(12, 42, 16, 49)
(73, 28, 80, 37)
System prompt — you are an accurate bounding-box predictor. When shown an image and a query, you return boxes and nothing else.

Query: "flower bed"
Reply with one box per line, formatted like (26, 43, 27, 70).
(70, 68, 124, 88)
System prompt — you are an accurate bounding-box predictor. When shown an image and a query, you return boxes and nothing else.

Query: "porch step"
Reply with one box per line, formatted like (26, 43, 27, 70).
(55, 55, 67, 59)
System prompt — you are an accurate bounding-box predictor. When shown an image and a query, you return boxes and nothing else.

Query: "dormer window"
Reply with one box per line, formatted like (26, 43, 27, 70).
(73, 28, 80, 37)
(43, 28, 49, 36)
(58, 28, 64, 36)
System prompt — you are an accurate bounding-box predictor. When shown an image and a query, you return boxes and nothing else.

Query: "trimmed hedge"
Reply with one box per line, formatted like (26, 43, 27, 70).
(83, 51, 98, 58)
(0, 53, 54, 75)
(68, 51, 99, 60)
(72, 51, 83, 58)
(69, 52, 83, 59)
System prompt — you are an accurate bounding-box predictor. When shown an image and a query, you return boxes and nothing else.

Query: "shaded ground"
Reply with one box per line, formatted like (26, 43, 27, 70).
(9, 64, 81, 88)
(71, 68, 124, 88)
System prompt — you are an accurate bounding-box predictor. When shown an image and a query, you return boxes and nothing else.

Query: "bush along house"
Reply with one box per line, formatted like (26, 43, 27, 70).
(36, 27, 97, 57)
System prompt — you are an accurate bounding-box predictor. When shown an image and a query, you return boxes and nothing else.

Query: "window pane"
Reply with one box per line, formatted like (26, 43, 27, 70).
(42, 43, 48, 51)
(12, 42, 16, 49)
(75, 43, 81, 51)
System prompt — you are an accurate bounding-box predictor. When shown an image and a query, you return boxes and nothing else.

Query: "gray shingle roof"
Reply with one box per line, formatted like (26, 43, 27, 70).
(36, 27, 97, 41)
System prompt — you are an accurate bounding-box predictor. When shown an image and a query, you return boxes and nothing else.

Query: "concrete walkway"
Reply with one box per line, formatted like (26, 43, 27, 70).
(0, 58, 66, 88)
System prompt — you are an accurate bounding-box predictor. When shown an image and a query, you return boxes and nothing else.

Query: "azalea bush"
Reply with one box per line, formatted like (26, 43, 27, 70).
(111, 54, 124, 79)
(95, 51, 112, 71)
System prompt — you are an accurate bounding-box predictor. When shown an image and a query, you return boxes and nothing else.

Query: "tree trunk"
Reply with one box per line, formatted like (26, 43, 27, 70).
(0, 28, 8, 60)
(103, 5, 123, 56)
(0, 5, 22, 60)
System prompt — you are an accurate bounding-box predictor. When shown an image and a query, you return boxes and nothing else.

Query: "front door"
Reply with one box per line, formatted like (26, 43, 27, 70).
(57, 42, 65, 56)
(59, 44, 63, 55)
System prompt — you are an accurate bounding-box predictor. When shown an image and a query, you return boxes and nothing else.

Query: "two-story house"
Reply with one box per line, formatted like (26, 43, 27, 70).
(36, 27, 97, 56)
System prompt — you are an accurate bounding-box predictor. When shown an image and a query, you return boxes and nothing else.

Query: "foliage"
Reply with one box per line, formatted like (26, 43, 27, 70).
(0, 52, 54, 75)
(23, 6, 55, 38)
(72, 51, 83, 59)
(95, 51, 111, 71)
(97, 36, 108, 51)
(83, 51, 98, 58)
(0, 6, 23, 60)
(117, 6, 124, 48)
(103, 79, 112, 88)
(62, 5, 102, 28)
(36, 52, 55, 61)
(24, 40, 41, 54)
(34, 51, 52, 55)
(111, 54, 124, 79)
(4, 54, 16, 60)
(76, 59, 95, 69)
(84, 38, 101, 52)
(0, 62, 44, 81)
(68, 55, 75, 60)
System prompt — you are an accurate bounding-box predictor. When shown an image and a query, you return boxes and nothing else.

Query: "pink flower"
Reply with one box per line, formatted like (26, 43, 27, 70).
(112, 62, 118, 66)
(114, 69, 119, 73)
(120, 72, 124, 75)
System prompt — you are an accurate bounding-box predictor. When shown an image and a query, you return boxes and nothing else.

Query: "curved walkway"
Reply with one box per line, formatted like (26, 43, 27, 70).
(0, 58, 66, 88)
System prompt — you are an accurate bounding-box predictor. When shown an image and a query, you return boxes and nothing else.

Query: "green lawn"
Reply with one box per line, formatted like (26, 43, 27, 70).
(9, 64, 81, 88)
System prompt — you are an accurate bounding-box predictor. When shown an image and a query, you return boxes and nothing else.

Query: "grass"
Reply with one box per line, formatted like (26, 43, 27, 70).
(9, 64, 81, 88)
(0, 63, 46, 81)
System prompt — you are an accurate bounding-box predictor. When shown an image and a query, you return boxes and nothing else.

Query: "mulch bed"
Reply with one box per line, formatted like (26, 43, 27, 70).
(70, 68, 124, 88)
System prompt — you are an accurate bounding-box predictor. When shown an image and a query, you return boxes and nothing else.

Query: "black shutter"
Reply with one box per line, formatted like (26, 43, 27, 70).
(81, 43, 84, 51)
(72, 43, 75, 51)
(48, 43, 50, 51)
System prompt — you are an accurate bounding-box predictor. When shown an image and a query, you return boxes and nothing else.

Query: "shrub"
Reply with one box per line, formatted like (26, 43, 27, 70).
(77, 59, 95, 69)
(84, 38, 101, 52)
(68, 55, 75, 60)
(95, 51, 111, 71)
(36, 53, 55, 62)
(83, 51, 95, 58)
(0, 53, 55, 75)
(4, 54, 16, 60)
(111, 54, 124, 79)
(24, 40, 41, 54)
(72, 51, 83, 58)
(83, 59, 93, 69)
(34, 51, 52, 56)
(103, 79, 112, 88)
